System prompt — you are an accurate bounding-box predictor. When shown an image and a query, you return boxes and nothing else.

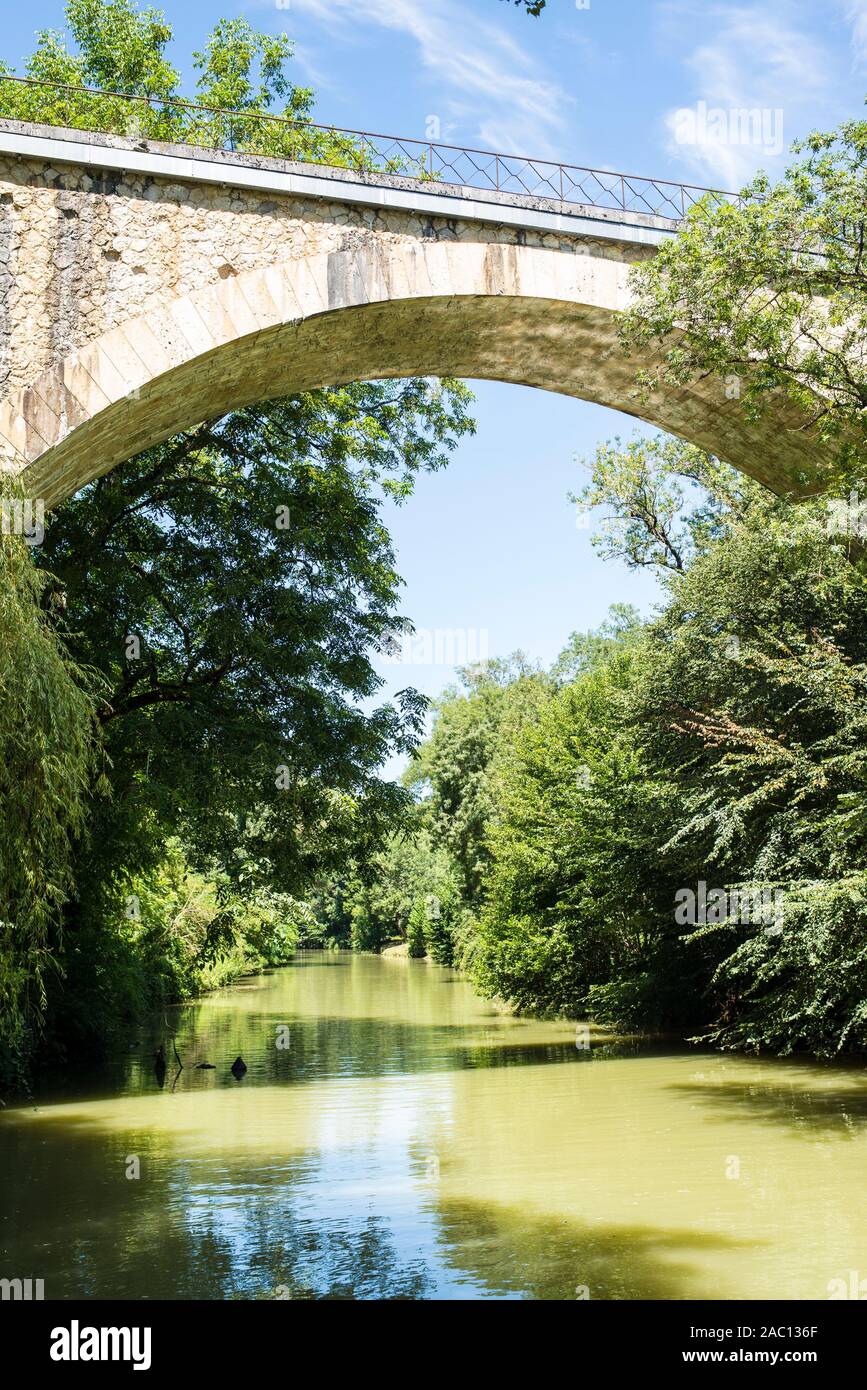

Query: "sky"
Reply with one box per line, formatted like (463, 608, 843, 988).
(4, 0, 867, 769)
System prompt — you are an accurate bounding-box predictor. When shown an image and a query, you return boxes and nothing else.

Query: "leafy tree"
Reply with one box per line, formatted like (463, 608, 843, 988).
(621, 116, 867, 486)
(0, 1, 360, 164)
(693, 880, 867, 1056)
(348, 902, 380, 953)
(439, 417, 867, 1052)
(406, 899, 428, 959)
(25, 0, 178, 99)
(420, 880, 461, 965)
(405, 656, 550, 901)
(192, 19, 307, 118)
(48, 839, 305, 1058)
(630, 483, 867, 1051)
(39, 382, 473, 919)
(314, 821, 460, 958)
(572, 436, 766, 573)
(472, 621, 685, 1021)
(0, 498, 101, 1072)
(550, 602, 643, 684)
(567, 430, 867, 1050)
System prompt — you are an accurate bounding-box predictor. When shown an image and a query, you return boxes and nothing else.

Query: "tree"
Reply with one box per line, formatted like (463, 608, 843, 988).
(551, 603, 643, 684)
(434, 413, 867, 1051)
(405, 656, 549, 901)
(0, 494, 101, 1072)
(500, 1, 546, 14)
(38, 382, 473, 914)
(629, 480, 867, 1053)
(0, 2, 361, 165)
(621, 116, 867, 488)
(471, 619, 684, 1022)
(406, 899, 428, 958)
(567, 430, 867, 1051)
(572, 436, 767, 573)
(22, 0, 179, 99)
(313, 820, 460, 958)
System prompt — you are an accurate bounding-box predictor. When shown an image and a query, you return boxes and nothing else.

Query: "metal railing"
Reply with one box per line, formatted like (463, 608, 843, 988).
(0, 75, 736, 223)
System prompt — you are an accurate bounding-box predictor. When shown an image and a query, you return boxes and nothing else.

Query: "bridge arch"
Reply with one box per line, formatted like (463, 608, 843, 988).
(0, 236, 829, 509)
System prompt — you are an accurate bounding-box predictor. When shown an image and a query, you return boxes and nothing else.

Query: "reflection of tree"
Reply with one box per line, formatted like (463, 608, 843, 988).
(265, 1218, 432, 1301)
(666, 1076, 867, 1139)
(433, 1198, 749, 1301)
(129, 1006, 584, 1092)
(0, 1113, 432, 1299)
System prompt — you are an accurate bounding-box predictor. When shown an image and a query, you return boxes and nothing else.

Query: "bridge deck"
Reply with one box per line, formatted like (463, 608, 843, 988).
(0, 117, 684, 249)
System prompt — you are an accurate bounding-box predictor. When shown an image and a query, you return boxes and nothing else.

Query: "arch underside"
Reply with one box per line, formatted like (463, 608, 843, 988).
(1, 246, 834, 508)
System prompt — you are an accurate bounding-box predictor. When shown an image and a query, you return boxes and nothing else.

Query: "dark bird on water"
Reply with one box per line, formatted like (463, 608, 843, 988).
(195, 1062, 216, 1070)
(230, 1056, 247, 1078)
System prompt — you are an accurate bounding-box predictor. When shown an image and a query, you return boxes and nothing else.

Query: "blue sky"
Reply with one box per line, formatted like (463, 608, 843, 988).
(6, 0, 861, 186)
(5, 0, 867, 767)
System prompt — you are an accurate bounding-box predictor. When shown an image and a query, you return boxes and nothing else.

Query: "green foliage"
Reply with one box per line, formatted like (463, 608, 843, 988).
(0, 0, 404, 169)
(633, 499, 867, 892)
(48, 840, 301, 1059)
(28, 379, 472, 1062)
(421, 882, 460, 965)
(572, 436, 765, 573)
(0, 507, 101, 1071)
(471, 630, 682, 1017)
(550, 603, 643, 684)
(406, 899, 428, 959)
(313, 823, 460, 959)
(392, 413, 867, 1055)
(308, 878, 352, 949)
(469, 432, 867, 1051)
(621, 113, 867, 485)
(349, 903, 382, 953)
(27, 0, 178, 98)
(405, 657, 550, 900)
(192, 19, 306, 118)
(37, 383, 473, 910)
(694, 878, 867, 1056)
(626, 476, 867, 1050)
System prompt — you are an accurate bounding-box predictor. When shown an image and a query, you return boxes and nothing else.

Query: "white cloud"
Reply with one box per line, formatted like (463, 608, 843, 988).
(661, 3, 832, 186)
(286, 0, 571, 155)
(844, 0, 867, 69)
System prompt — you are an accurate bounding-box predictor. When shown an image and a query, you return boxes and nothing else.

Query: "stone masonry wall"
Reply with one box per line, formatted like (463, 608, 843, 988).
(0, 150, 649, 396)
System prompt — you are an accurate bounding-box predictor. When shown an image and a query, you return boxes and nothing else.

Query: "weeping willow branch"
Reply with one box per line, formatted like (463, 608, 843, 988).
(0, 477, 103, 1077)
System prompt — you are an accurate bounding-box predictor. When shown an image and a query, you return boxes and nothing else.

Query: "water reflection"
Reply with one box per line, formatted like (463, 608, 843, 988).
(2, 951, 867, 1300)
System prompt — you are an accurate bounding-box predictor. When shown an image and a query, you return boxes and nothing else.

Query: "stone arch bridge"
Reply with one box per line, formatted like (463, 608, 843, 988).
(0, 118, 831, 509)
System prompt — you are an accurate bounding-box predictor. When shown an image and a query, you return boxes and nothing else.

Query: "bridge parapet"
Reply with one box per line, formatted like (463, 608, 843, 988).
(0, 74, 734, 222)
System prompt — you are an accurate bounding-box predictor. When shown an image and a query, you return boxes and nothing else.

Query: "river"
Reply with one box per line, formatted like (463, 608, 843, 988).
(2, 949, 866, 1300)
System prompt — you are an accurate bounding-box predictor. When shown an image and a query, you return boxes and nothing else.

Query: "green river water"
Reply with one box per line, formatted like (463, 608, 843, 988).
(2, 949, 867, 1300)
